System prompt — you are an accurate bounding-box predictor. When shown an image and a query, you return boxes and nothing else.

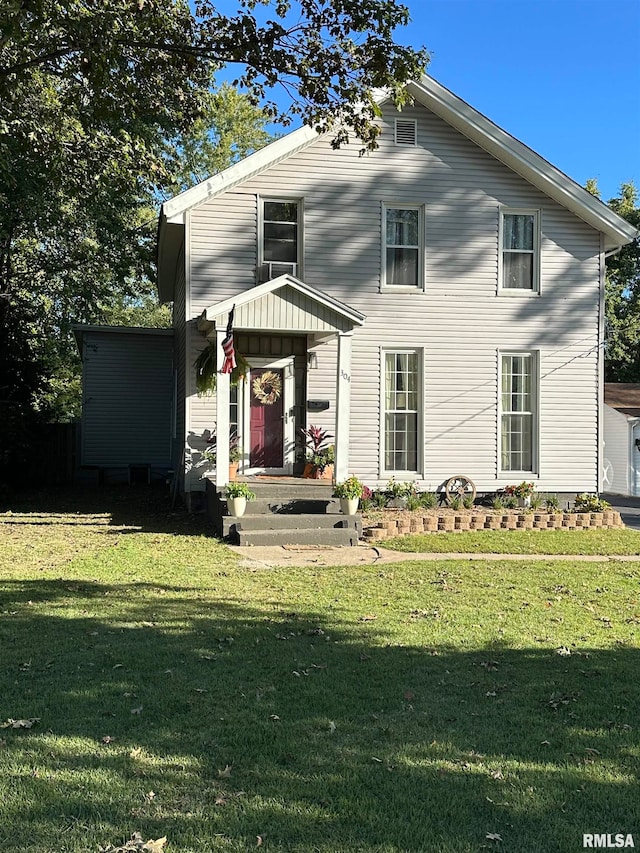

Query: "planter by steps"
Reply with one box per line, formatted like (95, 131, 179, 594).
(228, 496, 247, 517)
(340, 497, 359, 515)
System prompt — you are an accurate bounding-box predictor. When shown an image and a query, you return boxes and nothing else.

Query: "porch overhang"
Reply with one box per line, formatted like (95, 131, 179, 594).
(197, 274, 366, 337)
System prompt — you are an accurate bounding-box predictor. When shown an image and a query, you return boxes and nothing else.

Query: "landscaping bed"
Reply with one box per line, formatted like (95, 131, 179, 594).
(362, 507, 624, 540)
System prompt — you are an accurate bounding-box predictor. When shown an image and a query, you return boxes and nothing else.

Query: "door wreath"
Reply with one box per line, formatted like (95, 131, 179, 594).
(252, 370, 282, 405)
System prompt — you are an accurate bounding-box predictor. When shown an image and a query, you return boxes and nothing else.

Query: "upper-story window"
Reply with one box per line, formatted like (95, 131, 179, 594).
(500, 210, 540, 293)
(383, 204, 424, 290)
(261, 199, 300, 277)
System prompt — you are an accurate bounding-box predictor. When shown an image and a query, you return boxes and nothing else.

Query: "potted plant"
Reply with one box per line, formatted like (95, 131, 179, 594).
(300, 425, 335, 480)
(225, 481, 256, 518)
(504, 481, 535, 507)
(333, 475, 365, 515)
(202, 429, 242, 480)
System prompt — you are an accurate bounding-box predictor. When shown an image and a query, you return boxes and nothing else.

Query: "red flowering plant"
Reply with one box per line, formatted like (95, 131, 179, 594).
(504, 481, 535, 499)
(300, 425, 334, 472)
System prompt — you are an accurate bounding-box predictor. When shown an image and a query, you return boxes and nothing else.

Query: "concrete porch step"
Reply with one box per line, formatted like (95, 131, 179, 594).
(223, 512, 361, 537)
(247, 497, 342, 515)
(236, 526, 359, 547)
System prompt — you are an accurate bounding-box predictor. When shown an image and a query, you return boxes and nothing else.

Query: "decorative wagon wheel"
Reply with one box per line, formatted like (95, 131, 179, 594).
(444, 475, 477, 505)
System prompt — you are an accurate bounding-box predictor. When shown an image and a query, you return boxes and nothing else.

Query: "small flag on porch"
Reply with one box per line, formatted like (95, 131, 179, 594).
(220, 305, 236, 374)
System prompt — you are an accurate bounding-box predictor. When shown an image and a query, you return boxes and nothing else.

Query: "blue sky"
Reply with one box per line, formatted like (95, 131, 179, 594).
(217, 0, 639, 202)
(404, 0, 640, 201)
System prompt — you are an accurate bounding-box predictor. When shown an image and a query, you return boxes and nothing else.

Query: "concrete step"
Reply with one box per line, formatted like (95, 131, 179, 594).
(237, 481, 334, 500)
(223, 513, 361, 537)
(247, 497, 341, 515)
(236, 526, 359, 547)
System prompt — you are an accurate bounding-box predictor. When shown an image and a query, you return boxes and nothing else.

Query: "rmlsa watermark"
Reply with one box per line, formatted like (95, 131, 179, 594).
(583, 835, 635, 849)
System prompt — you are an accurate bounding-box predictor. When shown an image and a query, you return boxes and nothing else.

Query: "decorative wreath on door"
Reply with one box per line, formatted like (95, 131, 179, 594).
(252, 370, 282, 405)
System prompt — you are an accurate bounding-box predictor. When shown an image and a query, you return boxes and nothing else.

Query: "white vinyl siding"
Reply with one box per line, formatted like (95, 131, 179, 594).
(382, 204, 424, 290)
(499, 209, 540, 293)
(187, 100, 602, 494)
(500, 351, 538, 474)
(382, 349, 422, 475)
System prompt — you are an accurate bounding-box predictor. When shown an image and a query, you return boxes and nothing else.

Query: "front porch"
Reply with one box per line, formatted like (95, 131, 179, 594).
(197, 274, 366, 489)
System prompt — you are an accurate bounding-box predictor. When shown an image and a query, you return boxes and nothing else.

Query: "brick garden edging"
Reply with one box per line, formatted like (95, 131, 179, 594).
(362, 509, 624, 541)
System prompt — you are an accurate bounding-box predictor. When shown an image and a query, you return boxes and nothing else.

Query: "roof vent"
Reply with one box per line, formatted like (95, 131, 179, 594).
(394, 119, 417, 145)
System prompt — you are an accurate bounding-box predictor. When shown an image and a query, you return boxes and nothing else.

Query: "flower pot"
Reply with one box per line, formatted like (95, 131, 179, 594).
(340, 497, 359, 515)
(518, 496, 532, 508)
(303, 463, 315, 479)
(229, 462, 239, 481)
(227, 496, 247, 517)
(318, 463, 334, 482)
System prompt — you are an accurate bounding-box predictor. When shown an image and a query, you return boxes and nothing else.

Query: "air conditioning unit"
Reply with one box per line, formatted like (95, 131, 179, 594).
(256, 261, 297, 283)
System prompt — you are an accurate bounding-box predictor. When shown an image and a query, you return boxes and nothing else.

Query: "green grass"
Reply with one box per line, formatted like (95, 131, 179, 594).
(1, 487, 639, 852)
(382, 527, 640, 555)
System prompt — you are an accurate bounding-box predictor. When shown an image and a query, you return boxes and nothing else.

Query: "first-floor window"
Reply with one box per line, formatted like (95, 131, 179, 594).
(500, 351, 537, 472)
(384, 350, 420, 472)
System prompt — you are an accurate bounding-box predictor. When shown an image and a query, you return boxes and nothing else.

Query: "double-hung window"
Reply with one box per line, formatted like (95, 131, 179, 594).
(383, 205, 423, 289)
(261, 199, 300, 276)
(500, 352, 538, 473)
(383, 350, 421, 473)
(500, 210, 539, 293)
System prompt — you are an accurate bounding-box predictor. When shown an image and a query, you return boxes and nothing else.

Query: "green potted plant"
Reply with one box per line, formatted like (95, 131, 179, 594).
(202, 429, 242, 480)
(333, 475, 365, 515)
(300, 426, 335, 480)
(504, 481, 535, 507)
(225, 481, 256, 518)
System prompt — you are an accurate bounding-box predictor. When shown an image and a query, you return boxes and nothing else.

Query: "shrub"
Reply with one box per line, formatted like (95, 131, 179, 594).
(574, 493, 610, 512)
(386, 478, 418, 499)
(492, 495, 504, 510)
(449, 496, 462, 510)
(418, 492, 438, 509)
(545, 494, 560, 511)
(462, 494, 475, 509)
(504, 496, 519, 509)
(372, 490, 388, 509)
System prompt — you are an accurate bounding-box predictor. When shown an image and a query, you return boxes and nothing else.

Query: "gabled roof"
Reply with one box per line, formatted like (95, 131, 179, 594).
(198, 274, 366, 334)
(158, 75, 637, 300)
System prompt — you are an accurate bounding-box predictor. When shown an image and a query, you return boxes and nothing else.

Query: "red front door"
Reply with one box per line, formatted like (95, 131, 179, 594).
(249, 368, 284, 468)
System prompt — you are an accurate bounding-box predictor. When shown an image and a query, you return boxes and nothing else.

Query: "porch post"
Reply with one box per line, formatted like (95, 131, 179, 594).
(215, 326, 230, 489)
(334, 331, 353, 482)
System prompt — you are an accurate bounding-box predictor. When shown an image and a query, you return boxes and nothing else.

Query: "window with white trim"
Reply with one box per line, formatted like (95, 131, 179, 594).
(500, 210, 539, 292)
(500, 352, 537, 472)
(260, 199, 300, 274)
(383, 350, 421, 473)
(383, 205, 423, 288)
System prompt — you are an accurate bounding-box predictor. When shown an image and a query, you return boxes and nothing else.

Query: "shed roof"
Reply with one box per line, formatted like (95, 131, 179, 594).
(604, 383, 640, 418)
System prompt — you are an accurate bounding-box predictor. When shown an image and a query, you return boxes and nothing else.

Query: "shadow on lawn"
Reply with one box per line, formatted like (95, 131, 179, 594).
(0, 484, 211, 537)
(0, 579, 638, 852)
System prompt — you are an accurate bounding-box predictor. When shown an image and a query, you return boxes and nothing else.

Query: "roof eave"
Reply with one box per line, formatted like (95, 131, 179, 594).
(408, 77, 638, 251)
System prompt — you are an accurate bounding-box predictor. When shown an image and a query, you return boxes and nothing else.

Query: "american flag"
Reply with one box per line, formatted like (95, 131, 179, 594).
(220, 306, 236, 374)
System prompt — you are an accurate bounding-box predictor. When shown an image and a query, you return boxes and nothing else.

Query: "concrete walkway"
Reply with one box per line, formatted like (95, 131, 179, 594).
(231, 542, 640, 568)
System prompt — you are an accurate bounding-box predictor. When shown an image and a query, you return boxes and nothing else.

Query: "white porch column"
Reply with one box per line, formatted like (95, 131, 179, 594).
(334, 331, 353, 483)
(215, 326, 230, 489)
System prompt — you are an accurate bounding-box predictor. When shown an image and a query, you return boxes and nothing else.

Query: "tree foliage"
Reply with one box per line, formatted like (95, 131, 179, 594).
(0, 0, 427, 439)
(588, 181, 640, 382)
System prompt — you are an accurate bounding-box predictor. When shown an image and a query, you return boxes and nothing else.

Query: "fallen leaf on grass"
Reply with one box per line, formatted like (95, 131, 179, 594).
(256, 837, 263, 847)
(555, 646, 571, 657)
(584, 747, 601, 755)
(142, 839, 167, 853)
(329, 721, 336, 733)
(131, 706, 143, 715)
(359, 614, 377, 622)
(129, 747, 142, 759)
(404, 690, 415, 701)
(480, 661, 499, 671)
(269, 714, 280, 722)
(1, 718, 40, 729)
(101, 735, 115, 744)
(218, 764, 232, 778)
(486, 833, 502, 842)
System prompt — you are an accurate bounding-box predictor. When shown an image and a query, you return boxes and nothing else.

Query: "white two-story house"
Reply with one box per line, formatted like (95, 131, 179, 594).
(87, 75, 637, 504)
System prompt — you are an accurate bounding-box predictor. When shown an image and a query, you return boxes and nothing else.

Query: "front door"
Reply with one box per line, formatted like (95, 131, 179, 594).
(243, 357, 295, 474)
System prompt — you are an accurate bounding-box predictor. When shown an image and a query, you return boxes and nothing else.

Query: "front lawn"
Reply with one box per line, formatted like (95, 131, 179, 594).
(382, 528, 640, 555)
(0, 488, 638, 852)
